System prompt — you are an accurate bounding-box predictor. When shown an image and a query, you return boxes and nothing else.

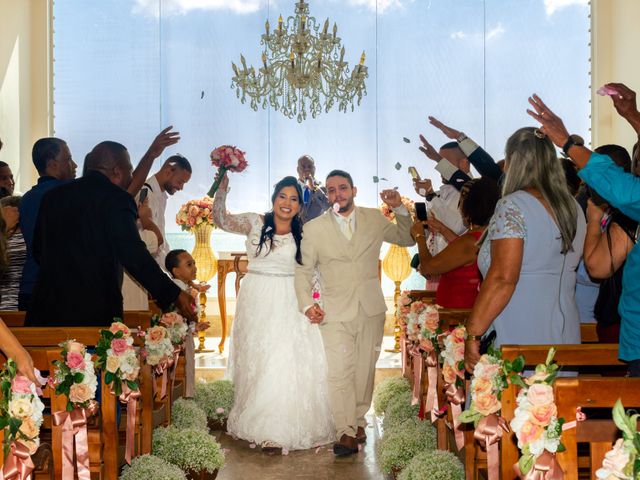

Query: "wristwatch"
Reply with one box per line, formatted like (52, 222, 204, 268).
(562, 134, 584, 156)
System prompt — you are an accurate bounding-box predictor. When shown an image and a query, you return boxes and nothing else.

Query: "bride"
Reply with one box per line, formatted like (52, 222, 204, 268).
(212, 173, 334, 454)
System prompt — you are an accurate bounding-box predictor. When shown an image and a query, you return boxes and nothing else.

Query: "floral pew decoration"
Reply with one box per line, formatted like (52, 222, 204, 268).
(460, 346, 524, 480)
(510, 347, 567, 479)
(51, 340, 99, 479)
(0, 359, 45, 480)
(142, 323, 176, 401)
(95, 321, 141, 464)
(158, 312, 191, 396)
(440, 325, 466, 450)
(396, 292, 442, 419)
(596, 399, 640, 480)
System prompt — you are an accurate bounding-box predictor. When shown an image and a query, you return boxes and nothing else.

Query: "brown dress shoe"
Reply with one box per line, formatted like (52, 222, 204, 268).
(333, 434, 359, 456)
(356, 426, 367, 444)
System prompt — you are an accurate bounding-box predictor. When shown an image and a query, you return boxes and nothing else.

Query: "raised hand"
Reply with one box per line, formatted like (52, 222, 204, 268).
(380, 189, 402, 208)
(428, 116, 462, 140)
(526, 94, 570, 148)
(145, 126, 181, 160)
(413, 179, 434, 197)
(605, 83, 638, 117)
(418, 135, 443, 162)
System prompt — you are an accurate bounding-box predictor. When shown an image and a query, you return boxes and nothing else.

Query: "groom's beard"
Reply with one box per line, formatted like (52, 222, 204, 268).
(338, 198, 354, 213)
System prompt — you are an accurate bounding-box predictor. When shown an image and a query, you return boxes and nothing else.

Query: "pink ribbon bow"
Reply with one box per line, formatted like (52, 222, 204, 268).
(445, 383, 466, 450)
(475, 413, 510, 480)
(514, 450, 564, 480)
(424, 350, 440, 421)
(409, 345, 424, 406)
(119, 384, 141, 464)
(562, 406, 586, 431)
(1, 441, 35, 480)
(52, 407, 93, 479)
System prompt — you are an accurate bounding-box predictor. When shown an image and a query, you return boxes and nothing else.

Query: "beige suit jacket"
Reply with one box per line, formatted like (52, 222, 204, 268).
(295, 206, 415, 322)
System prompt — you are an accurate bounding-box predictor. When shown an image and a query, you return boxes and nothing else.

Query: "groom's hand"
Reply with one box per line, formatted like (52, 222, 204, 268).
(380, 189, 402, 208)
(305, 304, 325, 324)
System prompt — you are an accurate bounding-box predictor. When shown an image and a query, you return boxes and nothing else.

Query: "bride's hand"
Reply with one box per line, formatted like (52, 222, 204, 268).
(219, 172, 230, 192)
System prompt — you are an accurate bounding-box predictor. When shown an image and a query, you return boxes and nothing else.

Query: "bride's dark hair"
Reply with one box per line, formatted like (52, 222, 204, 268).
(255, 176, 304, 265)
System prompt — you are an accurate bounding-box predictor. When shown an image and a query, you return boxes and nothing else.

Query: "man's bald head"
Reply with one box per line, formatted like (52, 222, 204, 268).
(85, 141, 133, 190)
(297, 154, 316, 182)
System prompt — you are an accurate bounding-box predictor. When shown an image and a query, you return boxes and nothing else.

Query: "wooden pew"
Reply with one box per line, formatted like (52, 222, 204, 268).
(499, 344, 623, 480)
(555, 377, 640, 480)
(2, 328, 119, 479)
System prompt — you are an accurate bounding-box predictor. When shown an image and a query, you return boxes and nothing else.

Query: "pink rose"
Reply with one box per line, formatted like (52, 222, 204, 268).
(474, 393, 501, 416)
(188, 217, 196, 226)
(109, 322, 130, 336)
(453, 344, 465, 361)
(147, 326, 167, 344)
(424, 309, 440, 332)
(419, 338, 433, 352)
(69, 383, 93, 404)
(527, 383, 554, 407)
(472, 377, 493, 395)
(66, 351, 86, 370)
(442, 362, 458, 384)
(411, 301, 425, 313)
(188, 205, 199, 217)
(312, 291, 320, 300)
(481, 363, 501, 379)
(452, 327, 466, 344)
(216, 407, 225, 414)
(207, 213, 213, 223)
(110, 338, 129, 356)
(530, 403, 557, 426)
(67, 341, 85, 354)
(519, 420, 544, 444)
(160, 312, 183, 328)
(11, 375, 33, 395)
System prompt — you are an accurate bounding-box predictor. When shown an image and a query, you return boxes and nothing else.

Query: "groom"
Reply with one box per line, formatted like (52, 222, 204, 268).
(295, 170, 415, 456)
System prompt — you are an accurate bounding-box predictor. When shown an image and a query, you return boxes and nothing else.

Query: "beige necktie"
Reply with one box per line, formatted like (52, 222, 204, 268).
(343, 217, 353, 240)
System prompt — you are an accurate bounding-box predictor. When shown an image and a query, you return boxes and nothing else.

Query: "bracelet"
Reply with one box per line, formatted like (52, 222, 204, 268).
(465, 333, 482, 342)
(456, 132, 468, 143)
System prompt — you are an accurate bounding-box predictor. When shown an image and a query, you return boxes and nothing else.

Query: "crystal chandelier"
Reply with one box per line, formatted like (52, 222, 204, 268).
(231, 0, 368, 123)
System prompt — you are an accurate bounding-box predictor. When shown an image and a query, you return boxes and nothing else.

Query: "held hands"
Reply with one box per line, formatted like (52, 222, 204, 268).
(145, 126, 180, 159)
(418, 135, 443, 162)
(526, 94, 570, 148)
(428, 116, 462, 140)
(305, 304, 325, 324)
(380, 189, 402, 208)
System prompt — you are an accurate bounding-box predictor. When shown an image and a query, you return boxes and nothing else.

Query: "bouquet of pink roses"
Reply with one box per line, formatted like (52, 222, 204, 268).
(52, 340, 98, 411)
(94, 321, 140, 396)
(207, 145, 248, 197)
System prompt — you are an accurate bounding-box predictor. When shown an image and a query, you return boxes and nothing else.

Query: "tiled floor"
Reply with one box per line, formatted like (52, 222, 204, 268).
(212, 417, 385, 480)
(196, 336, 398, 479)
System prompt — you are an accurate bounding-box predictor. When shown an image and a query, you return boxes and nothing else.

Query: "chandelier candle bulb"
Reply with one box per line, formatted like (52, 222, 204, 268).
(323, 18, 329, 34)
(333, 22, 337, 38)
(265, 20, 269, 35)
(339, 47, 345, 62)
(360, 51, 366, 66)
(278, 15, 283, 30)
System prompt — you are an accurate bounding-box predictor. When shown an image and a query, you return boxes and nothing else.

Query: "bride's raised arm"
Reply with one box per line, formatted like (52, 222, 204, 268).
(212, 174, 257, 236)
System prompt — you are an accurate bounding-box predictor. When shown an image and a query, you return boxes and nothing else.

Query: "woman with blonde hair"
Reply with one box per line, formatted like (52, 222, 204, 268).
(464, 127, 586, 372)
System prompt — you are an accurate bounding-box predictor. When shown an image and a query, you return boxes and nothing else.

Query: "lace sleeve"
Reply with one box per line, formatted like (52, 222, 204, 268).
(212, 188, 258, 236)
(487, 198, 526, 241)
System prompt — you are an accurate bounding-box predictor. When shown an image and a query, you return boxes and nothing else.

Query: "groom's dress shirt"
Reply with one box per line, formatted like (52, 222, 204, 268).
(140, 175, 170, 270)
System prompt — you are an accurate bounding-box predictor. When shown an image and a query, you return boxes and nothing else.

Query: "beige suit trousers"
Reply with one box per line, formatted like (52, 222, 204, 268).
(319, 306, 385, 439)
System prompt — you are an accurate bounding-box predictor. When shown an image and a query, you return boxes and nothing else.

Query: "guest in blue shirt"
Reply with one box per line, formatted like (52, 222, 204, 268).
(528, 85, 640, 375)
(18, 138, 76, 310)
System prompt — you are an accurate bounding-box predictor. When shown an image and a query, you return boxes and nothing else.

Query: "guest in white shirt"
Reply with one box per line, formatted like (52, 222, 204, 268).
(139, 154, 192, 270)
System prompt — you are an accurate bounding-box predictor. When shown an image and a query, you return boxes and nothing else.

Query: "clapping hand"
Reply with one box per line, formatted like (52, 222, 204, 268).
(526, 94, 570, 148)
(145, 126, 180, 160)
(428, 116, 462, 140)
(380, 189, 402, 208)
(305, 304, 325, 324)
(418, 135, 443, 162)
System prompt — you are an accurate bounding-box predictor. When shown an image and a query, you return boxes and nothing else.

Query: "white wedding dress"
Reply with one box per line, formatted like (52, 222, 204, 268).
(213, 190, 335, 450)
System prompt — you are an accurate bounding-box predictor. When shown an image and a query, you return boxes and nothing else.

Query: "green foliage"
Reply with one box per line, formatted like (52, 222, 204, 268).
(372, 376, 411, 416)
(381, 391, 419, 432)
(376, 417, 437, 474)
(398, 450, 465, 480)
(119, 454, 186, 480)
(153, 426, 225, 473)
(193, 380, 234, 421)
(171, 398, 208, 431)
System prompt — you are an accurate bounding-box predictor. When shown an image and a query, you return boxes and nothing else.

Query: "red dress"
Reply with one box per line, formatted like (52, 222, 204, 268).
(435, 231, 482, 309)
